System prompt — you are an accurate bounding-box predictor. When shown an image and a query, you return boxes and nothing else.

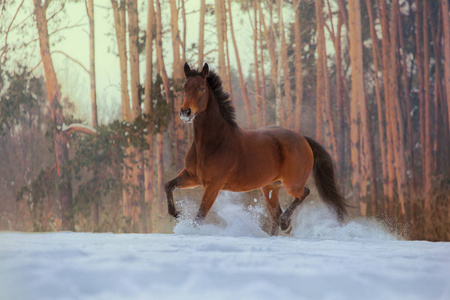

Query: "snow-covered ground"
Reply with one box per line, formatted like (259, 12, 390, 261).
(1, 193, 449, 300)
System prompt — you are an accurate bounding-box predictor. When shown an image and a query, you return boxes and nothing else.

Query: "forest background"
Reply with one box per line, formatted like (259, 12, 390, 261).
(0, 0, 449, 241)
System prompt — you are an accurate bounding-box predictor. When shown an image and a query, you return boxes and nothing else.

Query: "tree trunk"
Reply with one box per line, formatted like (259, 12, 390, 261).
(154, 0, 169, 232)
(365, 0, 388, 205)
(423, 1, 432, 206)
(198, 0, 206, 68)
(441, 0, 450, 135)
(322, 38, 338, 164)
(379, 0, 395, 215)
(155, 130, 165, 231)
(127, 0, 140, 120)
(253, 1, 262, 128)
(259, 2, 267, 126)
(86, 0, 99, 229)
(111, 0, 133, 222)
(144, 0, 155, 233)
(352, 0, 376, 216)
(227, 0, 252, 128)
(33, 0, 74, 230)
(315, 0, 324, 143)
(431, 2, 444, 173)
(278, 0, 293, 129)
(348, 0, 363, 212)
(388, 0, 407, 216)
(275, 1, 285, 127)
(181, 0, 186, 64)
(294, 0, 303, 132)
(224, 30, 233, 100)
(86, 0, 98, 128)
(397, 12, 414, 191)
(336, 0, 346, 181)
(315, 0, 337, 160)
(414, 0, 426, 191)
(155, 0, 171, 105)
(259, 1, 279, 125)
(214, 0, 227, 82)
(111, 0, 132, 121)
(127, 0, 143, 228)
(169, 0, 186, 169)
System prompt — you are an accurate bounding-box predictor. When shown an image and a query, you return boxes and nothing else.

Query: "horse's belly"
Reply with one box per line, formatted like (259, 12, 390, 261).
(221, 149, 281, 192)
(222, 174, 278, 192)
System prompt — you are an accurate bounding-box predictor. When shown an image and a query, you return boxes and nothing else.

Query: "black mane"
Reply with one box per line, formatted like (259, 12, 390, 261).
(185, 69, 237, 127)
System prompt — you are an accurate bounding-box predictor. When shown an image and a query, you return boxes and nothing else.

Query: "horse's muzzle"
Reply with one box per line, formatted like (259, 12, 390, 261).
(180, 107, 194, 123)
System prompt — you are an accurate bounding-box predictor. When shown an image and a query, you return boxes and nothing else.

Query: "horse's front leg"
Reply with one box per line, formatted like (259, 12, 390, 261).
(194, 184, 222, 226)
(165, 169, 200, 219)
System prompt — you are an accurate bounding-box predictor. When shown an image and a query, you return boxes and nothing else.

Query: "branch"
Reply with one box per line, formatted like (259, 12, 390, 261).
(9, 12, 33, 32)
(51, 50, 90, 74)
(0, 1, 6, 18)
(15, 22, 87, 54)
(62, 123, 97, 136)
(49, 22, 87, 36)
(43, 0, 52, 11)
(326, 0, 336, 40)
(47, 2, 66, 22)
(203, 49, 217, 57)
(324, 23, 337, 49)
(0, 0, 25, 61)
(28, 59, 43, 74)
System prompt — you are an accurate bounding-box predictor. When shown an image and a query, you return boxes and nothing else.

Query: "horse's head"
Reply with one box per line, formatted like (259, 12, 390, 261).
(180, 62, 210, 123)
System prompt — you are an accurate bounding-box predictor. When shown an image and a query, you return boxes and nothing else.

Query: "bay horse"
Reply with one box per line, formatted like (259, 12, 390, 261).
(165, 63, 348, 235)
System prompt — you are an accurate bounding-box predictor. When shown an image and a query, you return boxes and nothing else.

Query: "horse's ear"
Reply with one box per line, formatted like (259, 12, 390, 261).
(184, 62, 191, 77)
(201, 63, 209, 78)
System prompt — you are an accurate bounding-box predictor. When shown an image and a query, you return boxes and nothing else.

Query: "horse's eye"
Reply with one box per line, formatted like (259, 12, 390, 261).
(200, 86, 205, 92)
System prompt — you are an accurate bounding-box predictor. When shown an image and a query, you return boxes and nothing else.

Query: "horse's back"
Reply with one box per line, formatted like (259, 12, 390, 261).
(249, 126, 311, 156)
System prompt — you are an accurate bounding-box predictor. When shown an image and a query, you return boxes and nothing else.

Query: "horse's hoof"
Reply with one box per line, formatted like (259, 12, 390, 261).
(280, 217, 291, 232)
(170, 210, 181, 219)
(283, 225, 292, 235)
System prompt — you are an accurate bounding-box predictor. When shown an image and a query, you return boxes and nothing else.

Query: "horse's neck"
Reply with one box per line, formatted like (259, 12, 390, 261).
(193, 95, 234, 151)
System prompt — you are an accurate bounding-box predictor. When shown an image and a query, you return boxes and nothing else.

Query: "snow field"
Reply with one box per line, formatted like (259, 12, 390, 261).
(1, 192, 449, 300)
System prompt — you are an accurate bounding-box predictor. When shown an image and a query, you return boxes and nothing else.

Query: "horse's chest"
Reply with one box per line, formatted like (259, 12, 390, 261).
(194, 148, 234, 180)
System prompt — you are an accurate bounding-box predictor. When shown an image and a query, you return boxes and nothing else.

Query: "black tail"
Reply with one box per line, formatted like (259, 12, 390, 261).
(304, 136, 349, 223)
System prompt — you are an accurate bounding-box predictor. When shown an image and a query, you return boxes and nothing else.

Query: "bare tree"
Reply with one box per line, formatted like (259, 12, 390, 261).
(442, 0, 450, 134)
(144, 0, 155, 232)
(214, 0, 227, 83)
(278, 0, 293, 129)
(388, 0, 407, 216)
(294, 0, 303, 132)
(227, 0, 252, 127)
(85, 0, 99, 229)
(253, 1, 262, 128)
(422, 0, 432, 208)
(365, 0, 388, 204)
(379, 0, 395, 213)
(198, 0, 206, 68)
(169, 0, 186, 169)
(348, 0, 376, 216)
(32, 0, 96, 230)
(258, 1, 280, 125)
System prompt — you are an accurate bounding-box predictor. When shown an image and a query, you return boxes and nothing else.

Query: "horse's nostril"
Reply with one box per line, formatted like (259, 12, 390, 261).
(186, 108, 191, 116)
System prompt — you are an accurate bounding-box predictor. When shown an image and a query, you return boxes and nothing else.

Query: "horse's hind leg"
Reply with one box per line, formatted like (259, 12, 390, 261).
(261, 183, 282, 236)
(280, 187, 310, 232)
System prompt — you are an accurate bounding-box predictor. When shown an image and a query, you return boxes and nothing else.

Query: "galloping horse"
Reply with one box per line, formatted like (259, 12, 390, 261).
(165, 63, 348, 235)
